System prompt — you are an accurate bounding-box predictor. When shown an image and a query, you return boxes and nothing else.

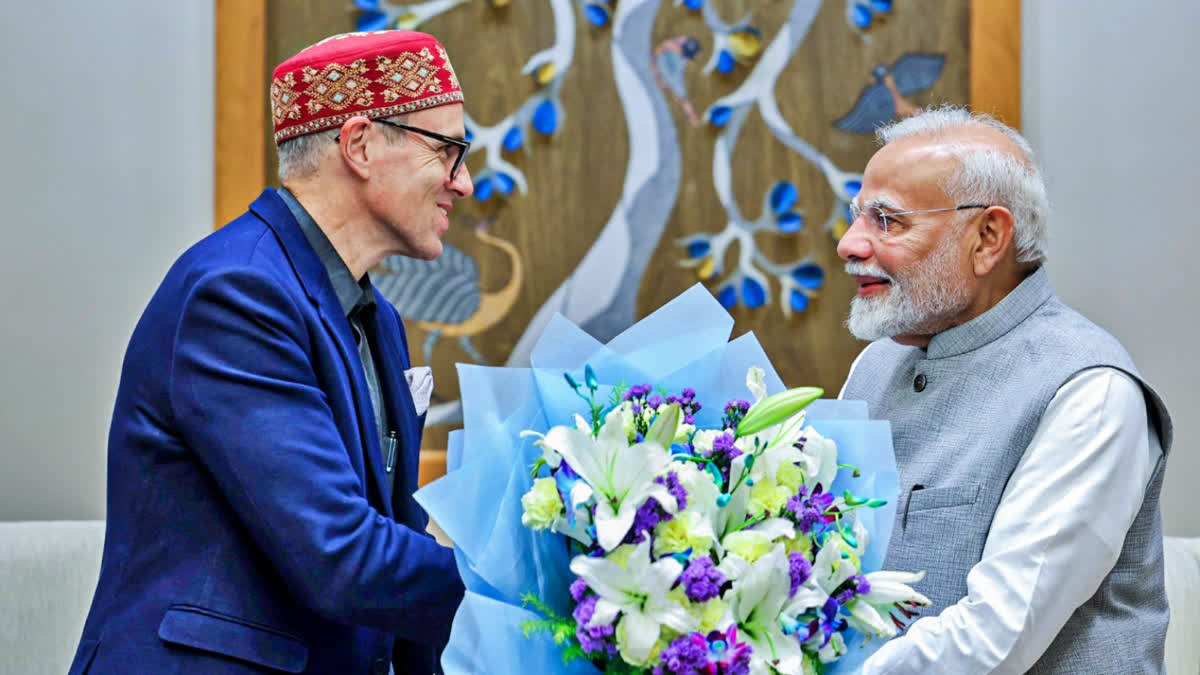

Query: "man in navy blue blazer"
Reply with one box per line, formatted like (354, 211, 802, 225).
(70, 30, 474, 674)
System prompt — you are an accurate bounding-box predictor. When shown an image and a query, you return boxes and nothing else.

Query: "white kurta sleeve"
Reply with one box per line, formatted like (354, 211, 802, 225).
(860, 367, 1158, 674)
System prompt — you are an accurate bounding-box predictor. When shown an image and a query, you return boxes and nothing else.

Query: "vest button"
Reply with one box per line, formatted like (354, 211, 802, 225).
(913, 373, 927, 392)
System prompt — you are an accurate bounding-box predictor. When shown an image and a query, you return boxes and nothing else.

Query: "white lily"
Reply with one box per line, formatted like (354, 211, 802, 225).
(844, 570, 931, 638)
(797, 427, 838, 492)
(537, 406, 677, 551)
(746, 366, 768, 404)
(723, 545, 806, 675)
(569, 540, 698, 664)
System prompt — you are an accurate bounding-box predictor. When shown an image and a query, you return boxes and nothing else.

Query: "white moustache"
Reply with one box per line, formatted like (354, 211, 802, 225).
(844, 262, 894, 283)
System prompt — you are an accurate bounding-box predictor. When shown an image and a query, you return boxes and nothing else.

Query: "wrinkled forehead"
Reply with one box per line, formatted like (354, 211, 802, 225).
(857, 139, 960, 209)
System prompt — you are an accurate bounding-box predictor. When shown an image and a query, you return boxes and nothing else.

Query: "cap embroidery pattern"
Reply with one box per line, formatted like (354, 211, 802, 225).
(302, 59, 374, 113)
(378, 48, 443, 103)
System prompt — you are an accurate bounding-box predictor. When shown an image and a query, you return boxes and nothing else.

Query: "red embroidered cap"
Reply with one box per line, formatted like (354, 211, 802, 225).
(270, 30, 463, 145)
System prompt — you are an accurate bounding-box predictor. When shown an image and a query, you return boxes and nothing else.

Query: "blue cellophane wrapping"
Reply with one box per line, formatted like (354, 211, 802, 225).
(415, 285, 899, 674)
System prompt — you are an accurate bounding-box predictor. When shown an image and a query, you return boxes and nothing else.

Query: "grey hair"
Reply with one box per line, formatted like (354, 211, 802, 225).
(875, 105, 1051, 264)
(276, 113, 411, 183)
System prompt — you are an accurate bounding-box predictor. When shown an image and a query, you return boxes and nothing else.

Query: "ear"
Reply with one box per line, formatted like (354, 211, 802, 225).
(971, 205, 1015, 277)
(336, 116, 374, 181)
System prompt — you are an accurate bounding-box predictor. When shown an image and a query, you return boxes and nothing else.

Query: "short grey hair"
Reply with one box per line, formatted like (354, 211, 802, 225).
(875, 105, 1051, 264)
(276, 114, 411, 183)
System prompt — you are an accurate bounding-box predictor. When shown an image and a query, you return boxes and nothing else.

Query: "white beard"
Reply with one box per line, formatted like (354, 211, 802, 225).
(845, 235, 973, 342)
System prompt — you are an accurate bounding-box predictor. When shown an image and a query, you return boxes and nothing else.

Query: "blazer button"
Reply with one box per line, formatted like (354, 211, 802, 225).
(372, 658, 390, 675)
(913, 373, 927, 392)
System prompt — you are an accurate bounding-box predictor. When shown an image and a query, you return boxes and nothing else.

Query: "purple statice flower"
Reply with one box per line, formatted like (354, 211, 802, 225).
(785, 486, 835, 535)
(647, 394, 663, 409)
(625, 498, 665, 544)
(623, 383, 653, 401)
(632, 402, 643, 416)
(653, 633, 709, 675)
(572, 595, 617, 655)
(679, 556, 725, 603)
(682, 387, 696, 400)
(835, 573, 871, 605)
(684, 414, 696, 425)
(722, 399, 752, 430)
(656, 471, 688, 511)
(788, 552, 812, 597)
(709, 433, 741, 461)
(569, 577, 589, 602)
(855, 574, 871, 595)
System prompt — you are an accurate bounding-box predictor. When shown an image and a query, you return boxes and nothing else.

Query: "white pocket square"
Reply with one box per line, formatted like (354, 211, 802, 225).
(404, 366, 434, 417)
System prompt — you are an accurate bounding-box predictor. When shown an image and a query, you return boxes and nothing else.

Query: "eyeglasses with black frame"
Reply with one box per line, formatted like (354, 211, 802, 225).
(336, 118, 471, 181)
(848, 202, 990, 234)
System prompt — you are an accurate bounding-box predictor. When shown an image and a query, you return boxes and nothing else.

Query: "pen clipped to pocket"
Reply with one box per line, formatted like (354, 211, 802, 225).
(385, 431, 397, 474)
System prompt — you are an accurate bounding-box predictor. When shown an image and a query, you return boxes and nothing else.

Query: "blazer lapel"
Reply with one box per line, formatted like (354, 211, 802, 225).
(250, 189, 394, 517)
(367, 300, 424, 519)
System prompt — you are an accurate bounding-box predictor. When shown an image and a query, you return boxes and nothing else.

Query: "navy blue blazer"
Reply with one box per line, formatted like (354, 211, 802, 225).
(70, 189, 464, 674)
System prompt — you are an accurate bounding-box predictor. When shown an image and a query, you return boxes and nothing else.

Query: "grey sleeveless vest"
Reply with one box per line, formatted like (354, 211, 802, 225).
(841, 267, 1173, 674)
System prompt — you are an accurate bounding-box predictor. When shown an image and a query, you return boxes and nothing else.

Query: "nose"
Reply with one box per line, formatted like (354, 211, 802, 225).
(448, 164, 473, 199)
(837, 212, 874, 262)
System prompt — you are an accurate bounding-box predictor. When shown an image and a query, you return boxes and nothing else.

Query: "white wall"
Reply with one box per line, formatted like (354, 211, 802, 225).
(1023, 1, 1199, 536)
(0, 1, 214, 520)
(0, 2, 1194, 538)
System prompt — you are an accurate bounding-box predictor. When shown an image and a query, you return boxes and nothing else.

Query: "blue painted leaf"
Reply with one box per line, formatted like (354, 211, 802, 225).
(709, 105, 733, 126)
(688, 240, 710, 258)
(791, 263, 824, 290)
(503, 126, 523, 152)
(464, 127, 475, 143)
(871, 0, 893, 12)
(843, 179, 862, 197)
(716, 50, 735, 74)
(357, 10, 389, 31)
(474, 176, 494, 202)
(852, 3, 873, 29)
(770, 182, 799, 215)
(742, 278, 766, 309)
(532, 99, 559, 135)
(494, 172, 515, 195)
(685, 0, 703, 9)
(718, 285, 737, 309)
(354, 0, 380, 9)
(584, 3, 610, 26)
(844, 203, 855, 223)
(790, 290, 810, 313)
(777, 212, 804, 234)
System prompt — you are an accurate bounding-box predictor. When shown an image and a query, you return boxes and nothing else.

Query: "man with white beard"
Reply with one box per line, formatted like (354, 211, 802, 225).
(837, 106, 1173, 674)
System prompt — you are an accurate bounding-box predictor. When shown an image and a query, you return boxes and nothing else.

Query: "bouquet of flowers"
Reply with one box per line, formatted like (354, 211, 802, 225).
(417, 286, 929, 674)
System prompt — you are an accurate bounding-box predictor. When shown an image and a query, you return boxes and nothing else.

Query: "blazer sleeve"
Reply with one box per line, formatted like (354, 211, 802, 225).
(167, 267, 464, 643)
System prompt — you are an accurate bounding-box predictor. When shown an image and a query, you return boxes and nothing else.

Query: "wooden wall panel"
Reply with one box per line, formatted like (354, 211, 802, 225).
(970, 0, 1021, 128)
(214, 0, 267, 228)
(216, 1, 1020, 465)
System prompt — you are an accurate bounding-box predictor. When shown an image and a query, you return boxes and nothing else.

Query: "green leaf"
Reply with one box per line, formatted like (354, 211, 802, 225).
(736, 386, 824, 438)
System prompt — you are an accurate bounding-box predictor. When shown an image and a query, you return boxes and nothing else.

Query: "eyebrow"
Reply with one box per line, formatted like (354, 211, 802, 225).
(864, 195, 905, 212)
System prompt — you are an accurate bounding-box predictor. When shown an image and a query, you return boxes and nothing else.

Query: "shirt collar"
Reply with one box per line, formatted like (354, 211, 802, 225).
(278, 187, 374, 318)
(925, 266, 1053, 359)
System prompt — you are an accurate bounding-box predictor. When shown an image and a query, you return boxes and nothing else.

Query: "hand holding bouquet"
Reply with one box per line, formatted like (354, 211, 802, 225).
(416, 286, 928, 674)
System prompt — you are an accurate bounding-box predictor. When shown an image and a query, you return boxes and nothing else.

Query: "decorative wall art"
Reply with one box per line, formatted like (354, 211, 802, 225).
(216, 0, 1019, 450)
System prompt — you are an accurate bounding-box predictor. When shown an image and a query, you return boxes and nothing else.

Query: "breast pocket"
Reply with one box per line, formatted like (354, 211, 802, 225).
(157, 604, 309, 673)
(896, 482, 985, 610)
(906, 483, 982, 514)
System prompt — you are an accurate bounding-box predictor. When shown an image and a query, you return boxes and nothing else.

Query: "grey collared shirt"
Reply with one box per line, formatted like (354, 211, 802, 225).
(279, 188, 394, 500)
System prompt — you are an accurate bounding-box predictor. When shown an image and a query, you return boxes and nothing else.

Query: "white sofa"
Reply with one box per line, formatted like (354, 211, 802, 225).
(1, 521, 1198, 674)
